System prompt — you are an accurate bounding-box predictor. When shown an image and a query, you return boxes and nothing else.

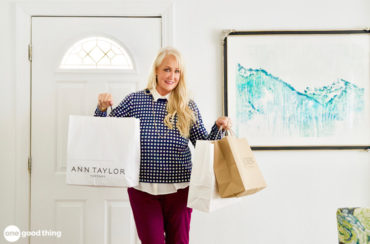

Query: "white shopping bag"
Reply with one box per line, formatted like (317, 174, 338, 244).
(66, 115, 140, 187)
(187, 140, 241, 212)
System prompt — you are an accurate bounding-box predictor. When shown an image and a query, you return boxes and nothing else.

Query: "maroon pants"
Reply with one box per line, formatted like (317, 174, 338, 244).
(127, 187, 192, 244)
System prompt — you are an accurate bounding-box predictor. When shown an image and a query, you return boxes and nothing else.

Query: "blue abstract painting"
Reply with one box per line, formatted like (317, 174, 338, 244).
(235, 63, 365, 138)
(226, 33, 370, 146)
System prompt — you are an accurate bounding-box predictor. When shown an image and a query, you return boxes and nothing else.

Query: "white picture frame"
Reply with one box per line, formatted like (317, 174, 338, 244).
(224, 30, 370, 148)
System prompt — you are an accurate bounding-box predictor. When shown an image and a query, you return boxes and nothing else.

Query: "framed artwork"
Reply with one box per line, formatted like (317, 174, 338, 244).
(223, 30, 370, 149)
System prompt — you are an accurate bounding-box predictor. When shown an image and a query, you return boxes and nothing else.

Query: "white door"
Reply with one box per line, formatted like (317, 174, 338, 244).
(31, 17, 161, 244)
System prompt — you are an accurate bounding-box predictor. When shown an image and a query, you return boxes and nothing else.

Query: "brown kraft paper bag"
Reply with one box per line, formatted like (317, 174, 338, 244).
(214, 135, 267, 198)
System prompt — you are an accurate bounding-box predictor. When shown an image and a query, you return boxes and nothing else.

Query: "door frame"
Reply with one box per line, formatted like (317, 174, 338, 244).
(15, 2, 174, 243)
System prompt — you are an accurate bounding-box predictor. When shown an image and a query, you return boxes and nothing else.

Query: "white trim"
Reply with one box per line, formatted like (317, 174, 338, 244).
(15, 2, 174, 243)
(15, 5, 32, 244)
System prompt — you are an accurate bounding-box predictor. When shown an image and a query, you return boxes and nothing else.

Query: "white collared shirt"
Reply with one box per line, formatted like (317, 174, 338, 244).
(133, 88, 189, 195)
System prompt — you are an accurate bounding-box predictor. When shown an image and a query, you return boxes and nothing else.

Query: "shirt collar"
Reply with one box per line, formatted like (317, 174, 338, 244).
(150, 88, 170, 101)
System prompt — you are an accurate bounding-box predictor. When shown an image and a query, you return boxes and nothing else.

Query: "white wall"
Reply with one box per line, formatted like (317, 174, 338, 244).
(173, 1, 370, 243)
(1, 0, 369, 243)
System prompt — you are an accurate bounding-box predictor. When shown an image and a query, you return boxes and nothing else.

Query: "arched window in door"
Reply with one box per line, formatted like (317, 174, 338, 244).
(60, 37, 134, 70)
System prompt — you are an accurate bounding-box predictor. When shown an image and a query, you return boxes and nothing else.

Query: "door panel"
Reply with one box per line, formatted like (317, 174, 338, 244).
(31, 17, 161, 244)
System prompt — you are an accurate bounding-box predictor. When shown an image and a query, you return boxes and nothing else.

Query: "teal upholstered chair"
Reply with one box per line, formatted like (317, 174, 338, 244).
(336, 208, 370, 244)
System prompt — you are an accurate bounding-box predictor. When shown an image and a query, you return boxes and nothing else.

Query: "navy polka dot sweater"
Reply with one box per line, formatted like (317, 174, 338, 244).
(94, 89, 222, 183)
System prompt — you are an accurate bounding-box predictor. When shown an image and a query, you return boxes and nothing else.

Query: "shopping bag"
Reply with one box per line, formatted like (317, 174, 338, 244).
(66, 115, 140, 187)
(187, 140, 241, 212)
(214, 135, 266, 198)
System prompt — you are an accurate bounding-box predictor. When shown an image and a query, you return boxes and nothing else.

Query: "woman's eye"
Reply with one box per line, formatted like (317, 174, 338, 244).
(175, 70, 180, 73)
(164, 68, 170, 72)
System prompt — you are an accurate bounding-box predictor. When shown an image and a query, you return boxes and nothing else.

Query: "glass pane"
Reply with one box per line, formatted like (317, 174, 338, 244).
(90, 48, 104, 63)
(83, 55, 95, 65)
(98, 55, 111, 66)
(112, 55, 128, 66)
(82, 40, 96, 53)
(98, 40, 111, 53)
(60, 37, 133, 70)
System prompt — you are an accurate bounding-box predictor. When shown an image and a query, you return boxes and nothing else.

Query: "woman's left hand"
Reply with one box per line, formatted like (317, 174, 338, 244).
(216, 116, 232, 131)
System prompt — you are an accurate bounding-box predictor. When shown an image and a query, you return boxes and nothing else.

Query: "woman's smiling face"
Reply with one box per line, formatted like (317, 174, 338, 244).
(155, 55, 180, 96)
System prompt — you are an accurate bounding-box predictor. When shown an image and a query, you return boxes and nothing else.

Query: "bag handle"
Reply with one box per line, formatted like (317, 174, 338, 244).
(216, 126, 223, 139)
(216, 126, 236, 139)
(106, 106, 113, 116)
(227, 128, 236, 136)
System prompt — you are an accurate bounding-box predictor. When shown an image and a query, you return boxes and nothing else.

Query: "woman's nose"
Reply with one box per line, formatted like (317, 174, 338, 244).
(169, 71, 175, 80)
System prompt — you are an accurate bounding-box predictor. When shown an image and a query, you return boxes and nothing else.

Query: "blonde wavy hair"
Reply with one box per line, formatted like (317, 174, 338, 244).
(146, 47, 196, 138)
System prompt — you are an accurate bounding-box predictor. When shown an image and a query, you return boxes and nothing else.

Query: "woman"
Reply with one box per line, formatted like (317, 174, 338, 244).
(95, 47, 231, 244)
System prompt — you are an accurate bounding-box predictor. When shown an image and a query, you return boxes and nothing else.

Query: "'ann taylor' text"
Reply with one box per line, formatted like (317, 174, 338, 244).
(71, 166, 125, 175)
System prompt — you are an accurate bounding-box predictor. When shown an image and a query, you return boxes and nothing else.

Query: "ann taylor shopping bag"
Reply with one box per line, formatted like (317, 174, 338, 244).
(214, 135, 267, 198)
(187, 140, 241, 212)
(66, 115, 140, 187)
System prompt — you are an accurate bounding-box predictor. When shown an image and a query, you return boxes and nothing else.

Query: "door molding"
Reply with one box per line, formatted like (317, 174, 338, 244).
(15, 2, 174, 243)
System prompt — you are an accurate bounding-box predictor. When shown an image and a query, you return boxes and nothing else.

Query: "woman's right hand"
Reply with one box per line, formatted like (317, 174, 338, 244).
(98, 93, 113, 112)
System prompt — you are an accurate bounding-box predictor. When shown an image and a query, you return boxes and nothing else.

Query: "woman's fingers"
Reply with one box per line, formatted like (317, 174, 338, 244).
(216, 116, 232, 130)
(224, 118, 232, 130)
(98, 93, 113, 111)
(222, 118, 232, 130)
